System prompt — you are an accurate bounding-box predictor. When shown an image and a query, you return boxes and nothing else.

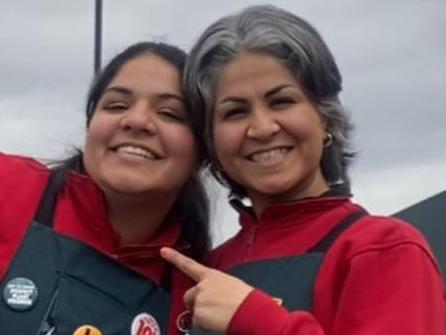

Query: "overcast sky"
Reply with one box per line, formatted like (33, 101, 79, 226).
(1, 0, 445, 245)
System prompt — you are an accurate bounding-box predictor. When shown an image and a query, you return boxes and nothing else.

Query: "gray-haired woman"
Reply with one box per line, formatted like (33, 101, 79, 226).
(162, 5, 446, 335)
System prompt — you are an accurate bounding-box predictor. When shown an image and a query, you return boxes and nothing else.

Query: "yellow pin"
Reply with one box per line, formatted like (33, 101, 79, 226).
(72, 325, 103, 335)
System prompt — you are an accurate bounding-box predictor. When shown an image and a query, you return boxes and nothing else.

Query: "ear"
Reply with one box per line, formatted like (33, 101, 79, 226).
(323, 133, 333, 148)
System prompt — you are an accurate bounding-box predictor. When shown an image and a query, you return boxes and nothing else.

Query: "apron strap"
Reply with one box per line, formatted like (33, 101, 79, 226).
(33, 169, 62, 228)
(309, 209, 368, 253)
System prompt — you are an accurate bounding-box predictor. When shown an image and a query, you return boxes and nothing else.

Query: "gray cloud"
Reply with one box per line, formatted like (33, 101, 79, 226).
(0, 0, 444, 245)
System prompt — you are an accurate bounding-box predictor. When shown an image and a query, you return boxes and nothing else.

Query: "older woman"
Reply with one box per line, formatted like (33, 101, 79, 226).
(161, 5, 446, 335)
(0, 42, 209, 335)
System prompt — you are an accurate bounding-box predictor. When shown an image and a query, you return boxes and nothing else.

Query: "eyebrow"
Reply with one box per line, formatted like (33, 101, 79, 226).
(217, 96, 246, 106)
(217, 83, 295, 105)
(264, 84, 295, 98)
(104, 86, 184, 103)
(103, 86, 132, 96)
(157, 93, 185, 104)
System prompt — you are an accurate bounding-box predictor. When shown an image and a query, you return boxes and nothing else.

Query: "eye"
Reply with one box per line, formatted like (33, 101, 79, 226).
(222, 107, 247, 120)
(157, 108, 187, 123)
(270, 97, 296, 109)
(103, 101, 128, 112)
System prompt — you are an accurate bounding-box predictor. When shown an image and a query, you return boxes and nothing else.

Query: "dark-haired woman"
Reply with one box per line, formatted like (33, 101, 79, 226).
(161, 5, 446, 335)
(0, 42, 210, 335)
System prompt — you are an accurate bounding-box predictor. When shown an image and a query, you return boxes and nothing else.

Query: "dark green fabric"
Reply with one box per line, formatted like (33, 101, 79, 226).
(0, 222, 170, 335)
(190, 209, 367, 335)
(229, 254, 323, 311)
(190, 253, 323, 335)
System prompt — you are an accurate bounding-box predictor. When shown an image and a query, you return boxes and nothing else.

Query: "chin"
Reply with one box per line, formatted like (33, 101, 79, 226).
(253, 183, 292, 197)
(252, 178, 307, 199)
(105, 183, 145, 196)
(98, 174, 149, 195)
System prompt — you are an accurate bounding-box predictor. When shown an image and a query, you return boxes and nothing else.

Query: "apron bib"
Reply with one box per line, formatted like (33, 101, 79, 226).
(0, 171, 171, 335)
(191, 209, 366, 335)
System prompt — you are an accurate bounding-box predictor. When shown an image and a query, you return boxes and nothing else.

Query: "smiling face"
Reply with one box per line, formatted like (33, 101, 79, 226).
(83, 53, 197, 200)
(213, 51, 329, 214)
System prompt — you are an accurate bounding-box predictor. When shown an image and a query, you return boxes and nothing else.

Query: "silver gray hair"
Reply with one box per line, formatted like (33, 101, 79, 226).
(185, 4, 355, 198)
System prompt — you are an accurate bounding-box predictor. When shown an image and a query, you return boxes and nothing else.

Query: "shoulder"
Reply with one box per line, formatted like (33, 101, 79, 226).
(314, 214, 445, 334)
(0, 152, 50, 228)
(0, 151, 49, 210)
(0, 153, 50, 279)
(316, 213, 444, 299)
(345, 214, 431, 250)
(0, 151, 49, 197)
(0, 151, 48, 174)
(332, 214, 440, 271)
(0, 150, 49, 207)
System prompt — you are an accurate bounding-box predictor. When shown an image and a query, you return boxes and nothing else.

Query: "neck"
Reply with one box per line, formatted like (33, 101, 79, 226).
(105, 191, 176, 245)
(250, 171, 329, 218)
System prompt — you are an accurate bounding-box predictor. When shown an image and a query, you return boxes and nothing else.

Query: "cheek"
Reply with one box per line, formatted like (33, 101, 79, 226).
(285, 111, 325, 143)
(167, 127, 198, 164)
(213, 123, 245, 160)
(83, 114, 110, 167)
(85, 113, 111, 146)
(83, 130, 99, 177)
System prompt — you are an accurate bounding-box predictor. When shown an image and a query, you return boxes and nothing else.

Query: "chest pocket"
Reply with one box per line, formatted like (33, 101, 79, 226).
(0, 223, 170, 335)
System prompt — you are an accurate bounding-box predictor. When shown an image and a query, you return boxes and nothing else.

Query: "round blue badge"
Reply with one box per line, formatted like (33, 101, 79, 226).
(3, 277, 39, 311)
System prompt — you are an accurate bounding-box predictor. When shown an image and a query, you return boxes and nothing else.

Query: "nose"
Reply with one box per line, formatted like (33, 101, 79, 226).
(120, 103, 157, 135)
(246, 107, 280, 140)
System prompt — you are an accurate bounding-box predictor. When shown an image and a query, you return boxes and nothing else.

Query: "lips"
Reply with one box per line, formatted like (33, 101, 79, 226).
(246, 146, 292, 163)
(112, 144, 162, 160)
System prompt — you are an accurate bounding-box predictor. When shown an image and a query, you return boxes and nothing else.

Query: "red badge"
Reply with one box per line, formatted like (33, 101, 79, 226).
(131, 313, 160, 335)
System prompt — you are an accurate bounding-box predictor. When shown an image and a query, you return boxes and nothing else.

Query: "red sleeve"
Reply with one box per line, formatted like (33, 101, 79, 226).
(229, 289, 323, 335)
(227, 242, 446, 335)
(0, 153, 48, 280)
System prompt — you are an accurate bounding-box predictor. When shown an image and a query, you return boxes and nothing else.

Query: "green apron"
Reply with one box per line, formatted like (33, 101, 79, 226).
(191, 209, 366, 334)
(0, 171, 171, 335)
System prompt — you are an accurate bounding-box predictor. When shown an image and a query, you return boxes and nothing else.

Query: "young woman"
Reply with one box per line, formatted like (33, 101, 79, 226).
(161, 5, 446, 335)
(0, 42, 210, 335)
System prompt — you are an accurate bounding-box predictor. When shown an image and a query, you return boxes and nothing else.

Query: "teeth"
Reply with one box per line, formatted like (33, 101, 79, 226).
(249, 148, 289, 163)
(116, 146, 156, 159)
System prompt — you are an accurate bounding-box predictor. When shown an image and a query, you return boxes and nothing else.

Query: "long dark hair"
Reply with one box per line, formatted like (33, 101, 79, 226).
(51, 42, 210, 261)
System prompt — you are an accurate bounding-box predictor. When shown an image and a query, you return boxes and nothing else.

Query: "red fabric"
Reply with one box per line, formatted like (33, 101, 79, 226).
(210, 197, 446, 335)
(0, 152, 189, 334)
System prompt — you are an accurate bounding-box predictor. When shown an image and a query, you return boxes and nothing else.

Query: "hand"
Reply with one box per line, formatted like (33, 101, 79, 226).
(160, 247, 254, 333)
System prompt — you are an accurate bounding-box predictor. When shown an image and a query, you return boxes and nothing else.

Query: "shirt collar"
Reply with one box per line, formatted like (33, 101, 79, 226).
(69, 170, 187, 259)
(231, 195, 352, 229)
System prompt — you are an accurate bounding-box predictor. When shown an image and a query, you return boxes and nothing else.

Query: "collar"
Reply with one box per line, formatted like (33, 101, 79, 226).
(66, 170, 187, 261)
(231, 195, 352, 229)
(112, 219, 185, 262)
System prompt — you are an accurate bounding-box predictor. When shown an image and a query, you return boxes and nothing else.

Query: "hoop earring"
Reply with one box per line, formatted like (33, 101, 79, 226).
(323, 133, 333, 148)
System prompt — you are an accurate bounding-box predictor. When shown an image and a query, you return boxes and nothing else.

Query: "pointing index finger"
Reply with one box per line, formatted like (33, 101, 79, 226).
(160, 247, 210, 282)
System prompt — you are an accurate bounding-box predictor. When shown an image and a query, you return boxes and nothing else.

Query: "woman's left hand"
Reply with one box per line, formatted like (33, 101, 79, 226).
(160, 247, 254, 333)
